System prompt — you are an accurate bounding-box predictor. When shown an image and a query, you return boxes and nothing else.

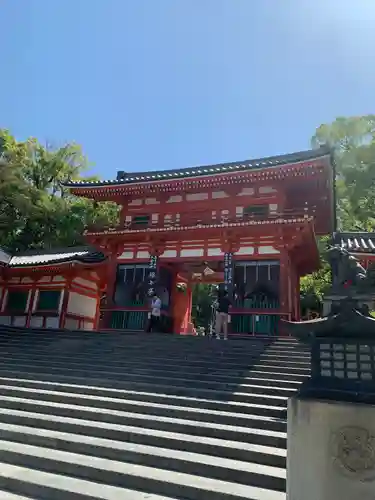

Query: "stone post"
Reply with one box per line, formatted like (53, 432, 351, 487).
(284, 302, 375, 500)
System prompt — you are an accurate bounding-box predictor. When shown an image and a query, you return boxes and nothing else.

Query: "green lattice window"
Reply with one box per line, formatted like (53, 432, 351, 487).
(7, 290, 28, 313)
(132, 215, 150, 226)
(36, 290, 61, 312)
(244, 205, 268, 218)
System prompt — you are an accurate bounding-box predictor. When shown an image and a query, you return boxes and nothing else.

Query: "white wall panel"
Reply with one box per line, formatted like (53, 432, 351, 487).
(67, 292, 97, 318)
(30, 316, 43, 328)
(236, 246, 255, 255)
(258, 246, 280, 254)
(72, 277, 97, 291)
(13, 316, 26, 327)
(64, 317, 79, 330)
(180, 248, 204, 257)
(46, 317, 59, 329)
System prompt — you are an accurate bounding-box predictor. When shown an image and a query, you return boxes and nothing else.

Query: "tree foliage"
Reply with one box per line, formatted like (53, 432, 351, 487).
(301, 115, 375, 308)
(0, 130, 118, 252)
(312, 115, 375, 231)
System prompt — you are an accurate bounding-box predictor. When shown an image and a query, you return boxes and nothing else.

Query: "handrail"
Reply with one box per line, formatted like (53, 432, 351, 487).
(85, 210, 312, 233)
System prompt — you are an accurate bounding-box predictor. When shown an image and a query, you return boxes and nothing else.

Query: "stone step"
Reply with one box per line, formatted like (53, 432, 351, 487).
(0, 333, 306, 346)
(0, 354, 310, 380)
(0, 408, 287, 466)
(0, 493, 34, 500)
(0, 385, 287, 431)
(0, 328, 302, 346)
(0, 353, 311, 373)
(0, 441, 286, 499)
(0, 377, 289, 419)
(0, 327, 306, 498)
(0, 339, 310, 361)
(0, 462, 182, 500)
(0, 360, 300, 396)
(0, 346, 309, 366)
(0, 397, 287, 448)
(0, 367, 291, 406)
(0, 424, 286, 490)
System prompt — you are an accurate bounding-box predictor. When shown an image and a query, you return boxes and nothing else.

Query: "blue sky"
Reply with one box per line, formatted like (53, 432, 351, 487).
(2, 1, 375, 178)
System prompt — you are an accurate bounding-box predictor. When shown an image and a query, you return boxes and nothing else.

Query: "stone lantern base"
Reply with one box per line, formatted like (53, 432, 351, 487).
(322, 292, 375, 317)
(288, 396, 375, 500)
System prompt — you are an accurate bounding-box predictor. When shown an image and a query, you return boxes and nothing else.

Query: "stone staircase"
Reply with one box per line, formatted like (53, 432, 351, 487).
(0, 327, 310, 499)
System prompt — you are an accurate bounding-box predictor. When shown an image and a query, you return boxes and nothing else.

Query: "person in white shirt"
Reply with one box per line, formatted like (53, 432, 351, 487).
(147, 293, 162, 333)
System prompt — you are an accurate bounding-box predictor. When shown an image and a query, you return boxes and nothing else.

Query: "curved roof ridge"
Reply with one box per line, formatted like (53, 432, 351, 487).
(63, 146, 331, 188)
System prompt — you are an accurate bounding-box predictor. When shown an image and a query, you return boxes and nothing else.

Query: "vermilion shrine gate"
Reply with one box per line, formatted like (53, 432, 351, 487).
(0, 146, 335, 335)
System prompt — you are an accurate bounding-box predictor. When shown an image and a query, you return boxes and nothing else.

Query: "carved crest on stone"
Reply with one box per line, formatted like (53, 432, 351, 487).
(330, 426, 375, 481)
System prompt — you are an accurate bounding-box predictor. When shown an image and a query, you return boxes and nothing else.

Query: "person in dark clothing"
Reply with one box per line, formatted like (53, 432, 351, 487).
(215, 291, 231, 340)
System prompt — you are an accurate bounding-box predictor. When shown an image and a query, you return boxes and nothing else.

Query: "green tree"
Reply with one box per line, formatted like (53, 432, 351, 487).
(0, 129, 118, 252)
(301, 115, 375, 310)
(312, 115, 375, 230)
(191, 284, 216, 332)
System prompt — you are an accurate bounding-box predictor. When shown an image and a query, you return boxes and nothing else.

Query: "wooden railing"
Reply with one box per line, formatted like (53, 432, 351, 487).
(85, 209, 312, 234)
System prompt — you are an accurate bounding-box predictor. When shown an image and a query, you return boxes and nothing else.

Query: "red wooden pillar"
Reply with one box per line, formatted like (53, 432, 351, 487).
(26, 284, 37, 328)
(279, 248, 291, 334)
(101, 242, 122, 329)
(59, 275, 72, 329)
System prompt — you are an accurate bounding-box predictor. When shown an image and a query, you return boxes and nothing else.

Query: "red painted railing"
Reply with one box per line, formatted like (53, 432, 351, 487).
(85, 209, 312, 234)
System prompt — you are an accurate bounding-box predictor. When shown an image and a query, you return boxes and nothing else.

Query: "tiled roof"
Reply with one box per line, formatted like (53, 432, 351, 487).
(334, 232, 375, 254)
(63, 146, 331, 188)
(7, 247, 107, 267)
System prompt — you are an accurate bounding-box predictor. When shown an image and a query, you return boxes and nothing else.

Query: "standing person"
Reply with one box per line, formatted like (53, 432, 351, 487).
(215, 290, 231, 340)
(147, 293, 162, 333)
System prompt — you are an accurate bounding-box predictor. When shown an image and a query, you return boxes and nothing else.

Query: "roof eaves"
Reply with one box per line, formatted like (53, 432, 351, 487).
(62, 146, 331, 189)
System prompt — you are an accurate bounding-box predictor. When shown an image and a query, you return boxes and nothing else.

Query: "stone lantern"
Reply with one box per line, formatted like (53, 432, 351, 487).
(283, 297, 375, 500)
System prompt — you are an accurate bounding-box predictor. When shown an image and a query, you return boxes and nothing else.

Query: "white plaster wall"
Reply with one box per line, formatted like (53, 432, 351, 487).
(64, 317, 79, 329)
(235, 246, 255, 255)
(238, 187, 255, 196)
(30, 316, 43, 328)
(207, 248, 223, 256)
(259, 186, 277, 194)
(258, 246, 280, 254)
(145, 197, 159, 205)
(83, 321, 94, 330)
(37, 276, 51, 283)
(52, 275, 65, 282)
(129, 199, 143, 206)
(180, 248, 204, 257)
(72, 277, 97, 291)
(67, 292, 97, 319)
(167, 195, 183, 203)
(212, 191, 228, 199)
(159, 249, 177, 258)
(288, 397, 375, 500)
(119, 251, 134, 259)
(13, 316, 26, 327)
(270, 203, 278, 213)
(45, 317, 59, 329)
(136, 250, 150, 259)
(186, 192, 208, 201)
